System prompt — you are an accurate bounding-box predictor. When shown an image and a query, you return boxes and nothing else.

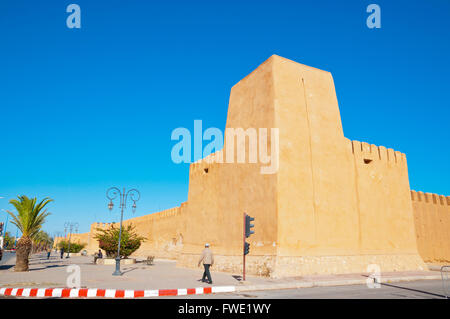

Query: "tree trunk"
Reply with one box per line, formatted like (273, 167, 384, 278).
(15, 237, 32, 272)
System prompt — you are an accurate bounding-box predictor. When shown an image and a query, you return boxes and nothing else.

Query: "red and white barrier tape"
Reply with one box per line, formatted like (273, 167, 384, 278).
(0, 286, 235, 298)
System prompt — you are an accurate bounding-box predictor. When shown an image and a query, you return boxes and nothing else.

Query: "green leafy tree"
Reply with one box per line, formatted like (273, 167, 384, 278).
(56, 240, 86, 253)
(94, 224, 145, 258)
(5, 196, 52, 271)
(3, 232, 16, 250)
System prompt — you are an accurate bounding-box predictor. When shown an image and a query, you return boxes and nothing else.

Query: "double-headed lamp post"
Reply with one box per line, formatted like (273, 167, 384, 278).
(106, 187, 140, 276)
(64, 222, 78, 258)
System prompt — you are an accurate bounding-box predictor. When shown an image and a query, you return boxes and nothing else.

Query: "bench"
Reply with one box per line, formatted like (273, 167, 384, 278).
(144, 256, 154, 265)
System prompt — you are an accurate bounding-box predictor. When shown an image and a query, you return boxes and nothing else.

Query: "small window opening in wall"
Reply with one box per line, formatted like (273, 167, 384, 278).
(204, 168, 209, 174)
(364, 159, 373, 164)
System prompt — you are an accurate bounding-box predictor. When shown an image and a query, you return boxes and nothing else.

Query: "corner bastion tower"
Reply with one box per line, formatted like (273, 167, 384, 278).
(177, 55, 426, 277)
(82, 55, 449, 278)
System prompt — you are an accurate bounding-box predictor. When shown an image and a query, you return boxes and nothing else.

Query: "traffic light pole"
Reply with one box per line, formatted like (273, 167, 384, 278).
(243, 212, 254, 282)
(243, 212, 246, 282)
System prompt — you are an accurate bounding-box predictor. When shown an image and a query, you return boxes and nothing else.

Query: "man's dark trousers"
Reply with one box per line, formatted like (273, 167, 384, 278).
(202, 264, 212, 283)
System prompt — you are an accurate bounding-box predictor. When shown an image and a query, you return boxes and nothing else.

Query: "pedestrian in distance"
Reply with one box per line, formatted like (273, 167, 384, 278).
(198, 243, 214, 284)
(47, 247, 51, 260)
(60, 247, 64, 259)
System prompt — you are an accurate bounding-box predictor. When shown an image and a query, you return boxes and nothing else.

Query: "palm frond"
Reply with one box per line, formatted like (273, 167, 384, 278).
(7, 195, 53, 238)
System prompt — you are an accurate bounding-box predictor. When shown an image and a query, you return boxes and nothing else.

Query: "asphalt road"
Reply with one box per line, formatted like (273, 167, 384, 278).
(0, 251, 15, 268)
(175, 279, 449, 299)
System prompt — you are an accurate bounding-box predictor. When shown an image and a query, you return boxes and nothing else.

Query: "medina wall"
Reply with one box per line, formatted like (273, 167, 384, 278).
(177, 57, 279, 274)
(71, 232, 90, 245)
(53, 233, 89, 249)
(124, 204, 186, 258)
(77, 55, 446, 277)
(411, 190, 450, 263)
(178, 55, 426, 277)
(85, 204, 186, 259)
(268, 56, 424, 277)
(53, 236, 64, 249)
(351, 141, 422, 258)
(85, 222, 113, 253)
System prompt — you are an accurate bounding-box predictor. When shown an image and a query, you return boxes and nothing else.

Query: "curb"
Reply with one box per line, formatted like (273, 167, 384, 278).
(235, 275, 442, 292)
(0, 275, 441, 298)
(0, 286, 236, 298)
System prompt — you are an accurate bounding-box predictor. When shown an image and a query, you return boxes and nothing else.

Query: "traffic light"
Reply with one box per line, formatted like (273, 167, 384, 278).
(0, 222, 3, 236)
(245, 214, 255, 238)
(244, 242, 250, 255)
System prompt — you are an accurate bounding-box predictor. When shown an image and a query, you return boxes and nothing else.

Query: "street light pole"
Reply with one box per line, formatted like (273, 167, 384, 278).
(106, 187, 140, 276)
(54, 231, 62, 252)
(64, 222, 78, 258)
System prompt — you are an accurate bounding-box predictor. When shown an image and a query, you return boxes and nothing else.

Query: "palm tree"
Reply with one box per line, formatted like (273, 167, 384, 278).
(32, 230, 52, 253)
(6, 196, 53, 271)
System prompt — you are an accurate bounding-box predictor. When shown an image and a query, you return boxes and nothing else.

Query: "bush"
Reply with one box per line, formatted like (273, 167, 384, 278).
(57, 240, 86, 253)
(94, 224, 145, 258)
(3, 232, 16, 250)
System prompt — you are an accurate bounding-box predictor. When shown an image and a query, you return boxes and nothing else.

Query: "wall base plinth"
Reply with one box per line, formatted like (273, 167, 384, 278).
(178, 253, 427, 278)
(177, 253, 277, 277)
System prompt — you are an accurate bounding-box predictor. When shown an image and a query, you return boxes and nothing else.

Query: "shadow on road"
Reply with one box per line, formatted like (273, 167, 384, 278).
(0, 265, 14, 270)
(29, 264, 68, 271)
(380, 282, 446, 299)
(121, 267, 139, 274)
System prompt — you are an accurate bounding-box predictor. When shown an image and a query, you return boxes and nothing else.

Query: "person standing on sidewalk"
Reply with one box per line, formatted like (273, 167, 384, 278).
(47, 247, 51, 259)
(198, 243, 214, 284)
(60, 247, 64, 259)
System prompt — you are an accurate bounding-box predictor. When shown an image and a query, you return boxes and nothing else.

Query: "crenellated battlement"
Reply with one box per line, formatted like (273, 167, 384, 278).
(148, 206, 180, 220)
(411, 189, 450, 263)
(351, 140, 406, 164)
(92, 222, 114, 228)
(189, 150, 223, 177)
(110, 206, 183, 226)
(411, 190, 450, 205)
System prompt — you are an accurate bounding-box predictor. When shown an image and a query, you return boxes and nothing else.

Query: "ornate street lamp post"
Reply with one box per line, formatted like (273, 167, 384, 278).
(55, 231, 62, 251)
(106, 187, 140, 276)
(64, 222, 78, 258)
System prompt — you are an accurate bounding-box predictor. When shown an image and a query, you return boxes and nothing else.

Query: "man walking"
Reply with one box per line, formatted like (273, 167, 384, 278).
(198, 243, 214, 284)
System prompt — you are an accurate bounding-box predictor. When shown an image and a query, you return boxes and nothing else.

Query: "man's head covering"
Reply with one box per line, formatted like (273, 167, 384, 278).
(205, 243, 210, 247)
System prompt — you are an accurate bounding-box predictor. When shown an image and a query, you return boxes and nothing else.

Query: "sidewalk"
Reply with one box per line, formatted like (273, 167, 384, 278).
(0, 252, 269, 290)
(0, 252, 442, 297)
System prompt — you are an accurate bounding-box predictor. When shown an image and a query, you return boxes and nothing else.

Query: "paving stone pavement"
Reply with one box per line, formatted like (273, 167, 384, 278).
(0, 252, 443, 293)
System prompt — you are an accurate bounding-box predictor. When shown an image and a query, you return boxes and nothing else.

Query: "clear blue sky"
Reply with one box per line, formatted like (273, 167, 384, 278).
(0, 0, 449, 236)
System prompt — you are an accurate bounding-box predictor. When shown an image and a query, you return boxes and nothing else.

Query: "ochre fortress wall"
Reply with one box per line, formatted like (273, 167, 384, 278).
(83, 204, 187, 259)
(411, 191, 450, 263)
(76, 55, 448, 277)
